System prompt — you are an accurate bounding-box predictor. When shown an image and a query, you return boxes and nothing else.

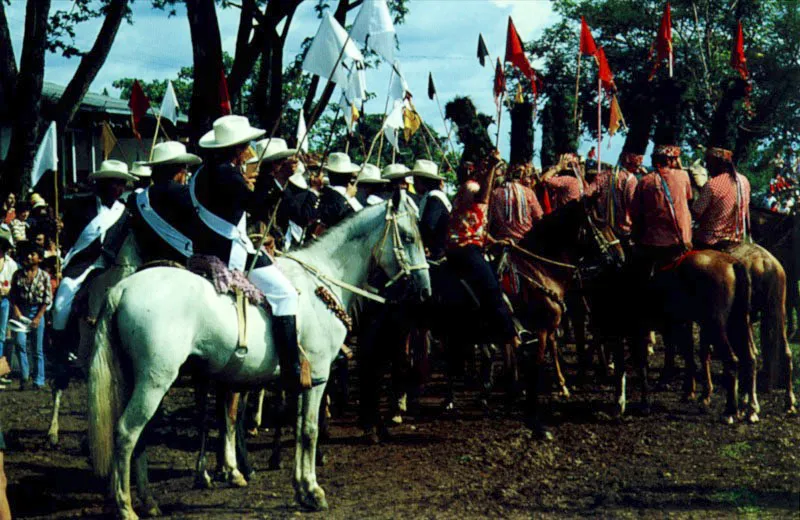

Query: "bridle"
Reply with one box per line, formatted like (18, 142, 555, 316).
(370, 196, 429, 289)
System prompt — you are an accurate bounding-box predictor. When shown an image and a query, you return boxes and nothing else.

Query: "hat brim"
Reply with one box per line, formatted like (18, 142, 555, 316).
(410, 170, 444, 181)
(288, 172, 308, 190)
(382, 171, 410, 180)
(198, 127, 266, 149)
(358, 177, 390, 184)
(324, 166, 361, 175)
(89, 171, 137, 182)
(141, 153, 202, 167)
(248, 149, 298, 164)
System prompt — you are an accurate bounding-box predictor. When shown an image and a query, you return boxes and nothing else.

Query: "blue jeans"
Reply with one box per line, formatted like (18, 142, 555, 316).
(0, 298, 9, 358)
(14, 304, 45, 386)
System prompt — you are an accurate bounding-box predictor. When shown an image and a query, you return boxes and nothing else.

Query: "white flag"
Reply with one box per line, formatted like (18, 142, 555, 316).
(159, 80, 179, 126)
(302, 13, 364, 86)
(383, 102, 404, 152)
(350, 0, 396, 62)
(296, 110, 309, 152)
(388, 61, 410, 107)
(31, 121, 58, 187)
(344, 67, 367, 105)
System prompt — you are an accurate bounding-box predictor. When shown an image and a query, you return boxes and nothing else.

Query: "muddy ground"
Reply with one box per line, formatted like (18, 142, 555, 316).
(1, 342, 799, 519)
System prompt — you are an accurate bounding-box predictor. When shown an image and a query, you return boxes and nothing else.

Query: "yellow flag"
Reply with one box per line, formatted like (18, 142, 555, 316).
(242, 145, 257, 163)
(352, 102, 360, 123)
(403, 107, 421, 142)
(515, 83, 524, 104)
(608, 95, 624, 137)
(101, 121, 118, 160)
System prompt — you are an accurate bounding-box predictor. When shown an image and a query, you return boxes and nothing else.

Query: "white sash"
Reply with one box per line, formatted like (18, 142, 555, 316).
(62, 199, 125, 269)
(331, 185, 364, 212)
(189, 167, 255, 271)
(419, 189, 452, 217)
(136, 189, 193, 258)
(284, 220, 304, 251)
(366, 194, 384, 206)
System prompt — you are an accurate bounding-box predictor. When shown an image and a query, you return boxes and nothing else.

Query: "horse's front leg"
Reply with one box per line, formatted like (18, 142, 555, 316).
(193, 376, 213, 489)
(268, 390, 286, 470)
(741, 332, 760, 423)
(47, 388, 63, 446)
(612, 336, 627, 417)
(221, 391, 247, 487)
(294, 384, 328, 511)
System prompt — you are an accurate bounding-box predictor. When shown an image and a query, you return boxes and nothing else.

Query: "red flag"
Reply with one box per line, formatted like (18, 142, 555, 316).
(579, 17, 598, 57)
(494, 58, 506, 109)
(731, 20, 748, 80)
(505, 17, 539, 97)
(649, 2, 673, 80)
(596, 47, 616, 92)
(218, 68, 232, 116)
(128, 80, 151, 141)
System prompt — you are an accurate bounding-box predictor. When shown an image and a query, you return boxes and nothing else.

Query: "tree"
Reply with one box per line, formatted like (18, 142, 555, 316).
(0, 0, 131, 195)
(528, 0, 800, 188)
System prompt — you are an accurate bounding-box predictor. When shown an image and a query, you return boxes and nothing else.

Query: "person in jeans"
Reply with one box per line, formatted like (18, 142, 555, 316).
(0, 228, 17, 388)
(10, 241, 51, 390)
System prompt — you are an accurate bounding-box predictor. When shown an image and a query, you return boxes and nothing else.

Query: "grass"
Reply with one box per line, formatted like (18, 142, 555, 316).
(719, 441, 752, 460)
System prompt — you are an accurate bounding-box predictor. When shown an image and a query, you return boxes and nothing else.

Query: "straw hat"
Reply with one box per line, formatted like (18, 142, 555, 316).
(141, 141, 202, 166)
(198, 115, 265, 149)
(288, 162, 308, 190)
(130, 162, 152, 178)
(357, 164, 388, 184)
(322, 152, 360, 175)
(29, 193, 47, 209)
(89, 160, 137, 182)
(247, 138, 297, 164)
(381, 163, 410, 180)
(409, 159, 443, 181)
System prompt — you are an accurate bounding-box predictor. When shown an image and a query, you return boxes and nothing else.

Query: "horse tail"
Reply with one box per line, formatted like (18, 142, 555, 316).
(730, 261, 753, 358)
(761, 253, 789, 387)
(87, 284, 126, 478)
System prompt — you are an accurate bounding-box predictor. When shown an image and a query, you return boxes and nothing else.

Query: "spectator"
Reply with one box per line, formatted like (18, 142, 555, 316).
(10, 241, 51, 391)
(0, 228, 17, 388)
(10, 202, 29, 243)
(2, 194, 15, 225)
(28, 193, 49, 231)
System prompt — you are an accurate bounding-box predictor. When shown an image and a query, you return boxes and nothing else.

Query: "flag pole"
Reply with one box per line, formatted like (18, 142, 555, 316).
(376, 130, 385, 167)
(573, 53, 582, 129)
(149, 111, 163, 161)
(597, 75, 602, 172)
(495, 92, 505, 149)
(408, 98, 455, 172)
(392, 131, 397, 164)
(53, 169, 61, 279)
(668, 45, 673, 78)
(434, 92, 458, 163)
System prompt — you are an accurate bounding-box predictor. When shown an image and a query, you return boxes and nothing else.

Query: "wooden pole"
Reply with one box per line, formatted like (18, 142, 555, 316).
(434, 92, 457, 162)
(53, 169, 61, 279)
(597, 75, 602, 172)
(669, 47, 673, 78)
(149, 112, 163, 161)
(495, 93, 505, 149)
(376, 129, 385, 167)
(573, 53, 582, 129)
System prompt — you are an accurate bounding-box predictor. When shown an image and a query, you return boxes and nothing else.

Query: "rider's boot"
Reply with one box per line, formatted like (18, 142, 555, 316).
(272, 315, 307, 393)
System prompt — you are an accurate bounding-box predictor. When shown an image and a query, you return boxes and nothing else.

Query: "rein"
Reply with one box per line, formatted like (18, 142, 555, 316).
(280, 252, 387, 304)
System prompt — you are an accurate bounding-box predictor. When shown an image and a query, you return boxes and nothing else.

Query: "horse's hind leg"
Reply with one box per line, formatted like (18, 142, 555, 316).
(247, 388, 266, 436)
(220, 391, 247, 487)
(699, 341, 714, 409)
(132, 435, 160, 517)
(113, 378, 177, 520)
(294, 384, 328, 511)
(268, 390, 286, 470)
(193, 377, 213, 489)
(677, 323, 696, 402)
(612, 336, 627, 417)
(47, 388, 63, 446)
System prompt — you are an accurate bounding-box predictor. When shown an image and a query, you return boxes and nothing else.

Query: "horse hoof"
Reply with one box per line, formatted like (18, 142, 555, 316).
(559, 386, 571, 399)
(613, 403, 626, 419)
(268, 456, 282, 471)
(785, 405, 798, 416)
(362, 430, 380, 446)
(229, 471, 248, 488)
(246, 428, 259, 438)
(747, 412, 760, 424)
(141, 503, 162, 518)
(193, 471, 214, 490)
(47, 432, 59, 447)
(681, 392, 696, 403)
(722, 415, 736, 425)
(391, 414, 403, 425)
(297, 489, 328, 511)
(316, 451, 328, 467)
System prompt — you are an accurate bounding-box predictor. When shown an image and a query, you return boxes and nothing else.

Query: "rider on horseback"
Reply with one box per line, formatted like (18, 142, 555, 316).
(194, 115, 304, 392)
(317, 152, 363, 229)
(131, 141, 202, 264)
(692, 79, 752, 252)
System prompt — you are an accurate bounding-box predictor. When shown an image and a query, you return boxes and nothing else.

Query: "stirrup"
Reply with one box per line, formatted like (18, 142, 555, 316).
(234, 346, 248, 358)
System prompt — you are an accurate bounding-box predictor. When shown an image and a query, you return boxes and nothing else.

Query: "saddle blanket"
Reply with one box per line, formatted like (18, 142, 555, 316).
(187, 255, 265, 306)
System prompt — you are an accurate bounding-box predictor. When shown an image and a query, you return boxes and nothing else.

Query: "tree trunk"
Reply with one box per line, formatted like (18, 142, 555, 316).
(1, 0, 51, 196)
(186, 0, 225, 146)
(53, 0, 129, 129)
(0, 1, 18, 112)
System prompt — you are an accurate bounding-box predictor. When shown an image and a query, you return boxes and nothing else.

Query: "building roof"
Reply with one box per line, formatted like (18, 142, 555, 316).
(42, 81, 188, 123)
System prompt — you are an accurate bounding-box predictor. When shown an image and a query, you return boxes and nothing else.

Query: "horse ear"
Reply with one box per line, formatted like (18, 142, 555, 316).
(391, 186, 403, 212)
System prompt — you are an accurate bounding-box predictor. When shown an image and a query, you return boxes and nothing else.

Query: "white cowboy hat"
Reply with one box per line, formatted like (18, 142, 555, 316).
(322, 152, 360, 175)
(409, 159, 443, 181)
(89, 160, 137, 182)
(141, 141, 202, 166)
(198, 115, 265, 149)
(246, 138, 297, 164)
(288, 162, 308, 190)
(130, 162, 152, 178)
(357, 163, 388, 184)
(29, 193, 47, 209)
(381, 163, 410, 180)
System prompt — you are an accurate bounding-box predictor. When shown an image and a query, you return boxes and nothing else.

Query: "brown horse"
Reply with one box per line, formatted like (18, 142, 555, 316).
(704, 242, 797, 414)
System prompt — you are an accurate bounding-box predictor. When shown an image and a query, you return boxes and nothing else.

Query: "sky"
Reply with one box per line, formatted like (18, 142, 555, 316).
(5, 0, 628, 167)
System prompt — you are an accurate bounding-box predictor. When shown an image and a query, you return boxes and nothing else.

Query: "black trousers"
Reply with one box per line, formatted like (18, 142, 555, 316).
(446, 245, 516, 343)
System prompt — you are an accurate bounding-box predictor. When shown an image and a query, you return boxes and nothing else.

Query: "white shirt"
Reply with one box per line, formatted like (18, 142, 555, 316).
(0, 256, 18, 298)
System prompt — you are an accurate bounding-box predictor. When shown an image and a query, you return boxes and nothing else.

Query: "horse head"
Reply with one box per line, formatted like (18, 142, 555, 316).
(579, 198, 626, 271)
(369, 188, 432, 302)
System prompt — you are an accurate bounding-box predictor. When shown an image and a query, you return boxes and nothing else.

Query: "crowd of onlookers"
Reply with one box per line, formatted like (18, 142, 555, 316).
(0, 191, 61, 392)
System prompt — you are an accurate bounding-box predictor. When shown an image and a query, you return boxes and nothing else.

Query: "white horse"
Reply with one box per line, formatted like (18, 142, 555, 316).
(87, 191, 430, 519)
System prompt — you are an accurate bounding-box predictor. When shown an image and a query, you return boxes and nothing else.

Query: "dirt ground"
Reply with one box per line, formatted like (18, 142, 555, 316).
(1, 344, 799, 519)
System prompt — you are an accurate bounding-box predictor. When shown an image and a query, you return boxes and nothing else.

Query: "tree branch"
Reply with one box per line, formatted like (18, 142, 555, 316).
(54, 0, 129, 128)
(0, 0, 18, 107)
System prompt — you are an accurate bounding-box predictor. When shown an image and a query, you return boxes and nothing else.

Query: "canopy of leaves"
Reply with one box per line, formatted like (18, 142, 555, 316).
(48, 0, 134, 58)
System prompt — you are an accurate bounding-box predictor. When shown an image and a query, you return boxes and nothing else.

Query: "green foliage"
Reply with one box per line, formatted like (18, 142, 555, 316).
(48, 0, 134, 58)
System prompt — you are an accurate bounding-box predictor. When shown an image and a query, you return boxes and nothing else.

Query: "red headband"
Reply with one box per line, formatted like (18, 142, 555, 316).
(653, 145, 681, 158)
(707, 147, 733, 161)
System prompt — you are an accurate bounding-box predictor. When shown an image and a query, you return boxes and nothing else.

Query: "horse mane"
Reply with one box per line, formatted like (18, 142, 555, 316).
(520, 200, 584, 255)
(295, 203, 387, 260)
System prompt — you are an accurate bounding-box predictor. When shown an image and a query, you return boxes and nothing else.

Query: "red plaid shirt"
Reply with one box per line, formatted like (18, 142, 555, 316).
(590, 169, 638, 235)
(544, 174, 585, 209)
(631, 168, 693, 248)
(489, 182, 543, 241)
(692, 172, 750, 245)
